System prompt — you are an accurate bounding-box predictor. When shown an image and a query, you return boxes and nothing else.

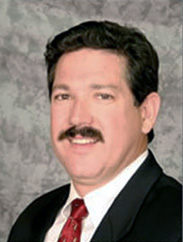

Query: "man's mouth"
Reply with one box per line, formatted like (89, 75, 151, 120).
(68, 137, 99, 145)
(58, 126, 104, 143)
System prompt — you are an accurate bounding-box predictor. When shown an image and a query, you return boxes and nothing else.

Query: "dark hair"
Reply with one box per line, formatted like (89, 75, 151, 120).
(44, 20, 159, 142)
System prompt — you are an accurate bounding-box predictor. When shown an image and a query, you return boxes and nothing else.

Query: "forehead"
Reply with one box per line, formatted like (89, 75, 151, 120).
(54, 48, 128, 88)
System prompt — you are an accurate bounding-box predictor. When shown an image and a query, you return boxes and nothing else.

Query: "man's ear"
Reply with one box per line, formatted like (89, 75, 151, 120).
(140, 92, 161, 135)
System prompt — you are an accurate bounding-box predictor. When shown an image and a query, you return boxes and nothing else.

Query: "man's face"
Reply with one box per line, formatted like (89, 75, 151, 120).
(51, 48, 147, 192)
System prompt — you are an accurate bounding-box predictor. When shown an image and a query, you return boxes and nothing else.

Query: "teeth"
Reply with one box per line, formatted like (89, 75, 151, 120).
(70, 138, 96, 145)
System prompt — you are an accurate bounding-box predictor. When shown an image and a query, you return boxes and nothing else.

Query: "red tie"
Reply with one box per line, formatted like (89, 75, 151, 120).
(58, 199, 88, 242)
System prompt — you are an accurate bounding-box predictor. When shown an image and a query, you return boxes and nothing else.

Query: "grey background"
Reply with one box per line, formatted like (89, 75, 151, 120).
(0, 0, 182, 241)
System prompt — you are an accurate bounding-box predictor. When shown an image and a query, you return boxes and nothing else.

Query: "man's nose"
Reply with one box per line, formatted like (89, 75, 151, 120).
(68, 100, 94, 126)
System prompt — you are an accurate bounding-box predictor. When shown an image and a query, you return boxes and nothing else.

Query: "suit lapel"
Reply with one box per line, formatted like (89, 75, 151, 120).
(32, 184, 70, 241)
(91, 151, 162, 242)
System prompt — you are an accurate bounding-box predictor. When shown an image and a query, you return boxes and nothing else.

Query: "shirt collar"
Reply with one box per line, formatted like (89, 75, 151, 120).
(61, 181, 82, 219)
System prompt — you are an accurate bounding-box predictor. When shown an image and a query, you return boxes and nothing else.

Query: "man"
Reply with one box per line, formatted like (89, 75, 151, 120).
(8, 20, 181, 242)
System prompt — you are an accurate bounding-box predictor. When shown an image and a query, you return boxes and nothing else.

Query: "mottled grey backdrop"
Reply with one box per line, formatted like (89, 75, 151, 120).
(0, 0, 182, 241)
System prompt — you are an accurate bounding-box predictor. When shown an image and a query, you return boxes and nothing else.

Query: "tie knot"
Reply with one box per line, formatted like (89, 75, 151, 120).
(70, 199, 88, 221)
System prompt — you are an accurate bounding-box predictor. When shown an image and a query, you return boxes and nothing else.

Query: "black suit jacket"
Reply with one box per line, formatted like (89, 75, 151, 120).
(8, 151, 182, 242)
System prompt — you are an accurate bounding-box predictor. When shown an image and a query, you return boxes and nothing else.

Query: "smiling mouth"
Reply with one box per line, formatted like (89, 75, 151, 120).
(58, 126, 104, 143)
(68, 137, 99, 145)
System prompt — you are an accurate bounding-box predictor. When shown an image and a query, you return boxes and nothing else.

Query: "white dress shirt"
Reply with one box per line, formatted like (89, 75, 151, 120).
(44, 150, 148, 242)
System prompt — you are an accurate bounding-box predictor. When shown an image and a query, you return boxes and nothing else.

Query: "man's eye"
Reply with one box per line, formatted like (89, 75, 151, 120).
(54, 94, 71, 101)
(96, 93, 114, 100)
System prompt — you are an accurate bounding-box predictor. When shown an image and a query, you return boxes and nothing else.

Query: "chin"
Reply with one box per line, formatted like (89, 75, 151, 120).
(67, 165, 103, 181)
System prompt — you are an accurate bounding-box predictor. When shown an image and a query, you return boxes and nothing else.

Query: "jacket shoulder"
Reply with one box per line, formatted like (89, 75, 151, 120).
(18, 184, 70, 217)
(7, 184, 70, 242)
(125, 173, 182, 242)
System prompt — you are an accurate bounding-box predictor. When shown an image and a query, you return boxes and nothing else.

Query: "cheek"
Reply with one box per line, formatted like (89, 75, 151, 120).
(102, 114, 124, 149)
(51, 105, 67, 126)
(51, 107, 64, 139)
(104, 109, 140, 144)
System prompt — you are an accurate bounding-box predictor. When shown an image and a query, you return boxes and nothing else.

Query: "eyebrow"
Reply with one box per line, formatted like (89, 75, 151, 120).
(52, 84, 69, 92)
(90, 84, 118, 90)
(52, 83, 119, 92)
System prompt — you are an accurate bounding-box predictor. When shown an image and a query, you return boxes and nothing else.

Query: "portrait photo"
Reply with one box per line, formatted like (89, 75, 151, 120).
(0, 0, 182, 241)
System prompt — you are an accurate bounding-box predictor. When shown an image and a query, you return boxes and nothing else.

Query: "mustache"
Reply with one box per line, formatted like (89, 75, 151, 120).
(58, 126, 104, 143)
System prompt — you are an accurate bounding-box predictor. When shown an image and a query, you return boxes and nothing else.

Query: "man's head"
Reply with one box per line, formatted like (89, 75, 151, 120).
(44, 21, 160, 194)
(45, 20, 159, 142)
